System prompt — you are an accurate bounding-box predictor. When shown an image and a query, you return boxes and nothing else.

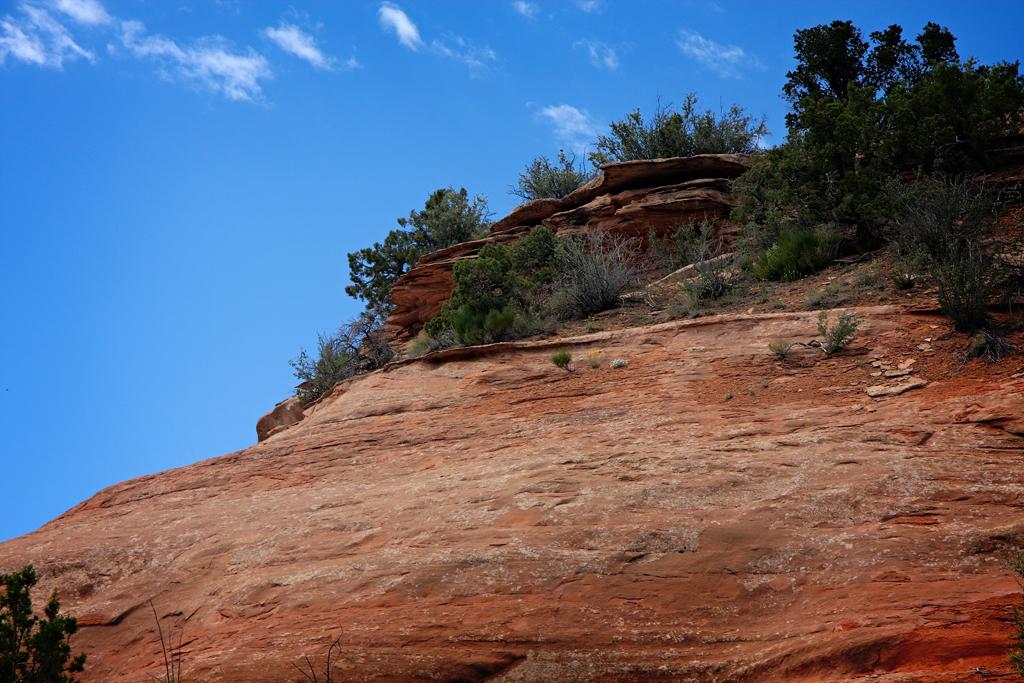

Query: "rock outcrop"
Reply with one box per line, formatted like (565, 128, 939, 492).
(255, 396, 305, 442)
(385, 154, 753, 345)
(2, 305, 1022, 681)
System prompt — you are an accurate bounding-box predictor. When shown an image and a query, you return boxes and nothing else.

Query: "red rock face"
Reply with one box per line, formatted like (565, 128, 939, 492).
(2, 306, 1021, 681)
(384, 154, 754, 346)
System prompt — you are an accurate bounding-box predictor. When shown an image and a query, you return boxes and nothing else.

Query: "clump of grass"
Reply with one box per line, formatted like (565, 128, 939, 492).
(585, 349, 602, 369)
(724, 391, 734, 401)
(768, 339, 795, 359)
(891, 271, 916, 290)
(853, 266, 885, 290)
(806, 283, 841, 308)
(610, 358, 629, 369)
(817, 310, 860, 355)
(551, 350, 573, 372)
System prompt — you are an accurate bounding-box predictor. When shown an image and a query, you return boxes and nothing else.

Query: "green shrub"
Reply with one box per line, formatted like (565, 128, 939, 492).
(589, 94, 767, 166)
(512, 150, 594, 201)
(752, 226, 840, 281)
(885, 175, 1001, 331)
(550, 231, 639, 319)
(610, 358, 629, 369)
(551, 351, 572, 371)
(0, 565, 86, 683)
(426, 227, 559, 346)
(676, 217, 730, 301)
(768, 340, 796, 359)
(817, 310, 860, 355)
(290, 310, 393, 405)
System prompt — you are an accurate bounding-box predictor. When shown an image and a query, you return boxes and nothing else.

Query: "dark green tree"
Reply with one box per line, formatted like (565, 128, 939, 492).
(0, 565, 86, 683)
(783, 20, 869, 108)
(736, 19, 1024, 245)
(345, 187, 491, 312)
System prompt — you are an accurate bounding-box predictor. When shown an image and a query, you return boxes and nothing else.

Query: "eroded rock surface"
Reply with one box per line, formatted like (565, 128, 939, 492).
(385, 154, 753, 345)
(255, 395, 305, 441)
(2, 306, 1022, 681)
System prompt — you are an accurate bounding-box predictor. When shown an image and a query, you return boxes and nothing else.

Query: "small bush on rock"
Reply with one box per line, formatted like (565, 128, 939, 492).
(290, 310, 394, 405)
(817, 310, 860, 355)
(885, 175, 1001, 331)
(752, 225, 840, 282)
(512, 150, 594, 201)
(676, 217, 730, 301)
(426, 227, 558, 346)
(551, 351, 572, 372)
(590, 94, 767, 166)
(768, 340, 796, 359)
(550, 231, 640, 319)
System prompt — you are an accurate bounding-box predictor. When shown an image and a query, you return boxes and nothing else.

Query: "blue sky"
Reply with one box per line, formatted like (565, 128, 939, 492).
(1, 0, 1022, 541)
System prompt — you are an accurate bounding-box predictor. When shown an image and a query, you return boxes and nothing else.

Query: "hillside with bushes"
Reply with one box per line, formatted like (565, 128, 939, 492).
(4, 18, 1024, 683)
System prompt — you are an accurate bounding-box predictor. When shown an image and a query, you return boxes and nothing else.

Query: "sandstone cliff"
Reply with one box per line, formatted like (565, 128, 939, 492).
(2, 304, 1023, 681)
(385, 154, 752, 346)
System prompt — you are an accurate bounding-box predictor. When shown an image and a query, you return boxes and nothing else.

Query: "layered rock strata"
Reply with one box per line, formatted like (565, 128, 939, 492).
(386, 153, 753, 345)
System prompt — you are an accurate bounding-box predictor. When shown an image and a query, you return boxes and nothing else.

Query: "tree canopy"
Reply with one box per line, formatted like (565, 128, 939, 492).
(345, 187, 491, 313)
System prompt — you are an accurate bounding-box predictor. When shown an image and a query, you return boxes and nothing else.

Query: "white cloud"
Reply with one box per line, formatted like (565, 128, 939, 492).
(576, 0, 604, 13)
(676, 29, 756, 78)
(512, 1, 538, 19)
(0, 3, 92, 68)
(120, 20, 271, 101)
(377, 2, 421, 51)
(431, 34, 496, 75)
(264, 22, 333, 70)
(377, 3, 495, 75)
(577, 40, 618, 71)
(52, 0, 110, 26)
(539, 103, 598, 151)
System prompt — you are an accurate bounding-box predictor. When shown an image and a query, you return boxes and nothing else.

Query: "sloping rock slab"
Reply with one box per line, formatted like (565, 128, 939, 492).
(4, 307, 1022, 681)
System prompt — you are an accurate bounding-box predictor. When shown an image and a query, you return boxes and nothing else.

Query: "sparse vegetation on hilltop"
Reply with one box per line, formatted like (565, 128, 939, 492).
(589, 93, 768, 166)
(292, 16, 1024, 399)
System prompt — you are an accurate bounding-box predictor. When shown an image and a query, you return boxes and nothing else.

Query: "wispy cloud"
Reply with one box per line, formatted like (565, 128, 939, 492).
(377, 2, 422, 51)
(512, 1, 538, 19)
(378, 3, 495, 75)
(431, 34, 496, 75)
(676, 29, 757, 78)
(576, 0, 604, 13)
(0, 3, 93, 68)
(538, 103, 598, 151)
(52, 0, 110, 26)
(120, 20, 271, 101)
(576, 40, 618, 71)
(263, 22, 334, 70)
